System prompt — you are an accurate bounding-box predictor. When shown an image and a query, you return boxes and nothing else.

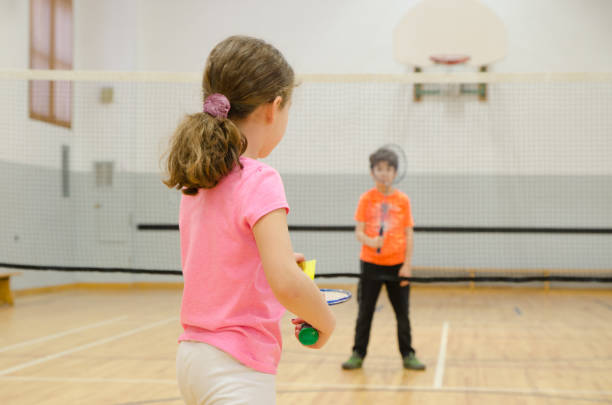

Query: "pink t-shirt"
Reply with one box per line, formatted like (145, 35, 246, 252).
(178, 157, 289, 374)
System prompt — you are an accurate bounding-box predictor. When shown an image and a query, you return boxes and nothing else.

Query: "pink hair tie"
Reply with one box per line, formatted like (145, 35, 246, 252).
(203, 93, 231, 119)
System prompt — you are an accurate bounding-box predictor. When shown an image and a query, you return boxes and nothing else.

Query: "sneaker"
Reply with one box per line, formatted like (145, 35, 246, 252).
(403, 352, 426, 370)
(341, 352, 364, 370)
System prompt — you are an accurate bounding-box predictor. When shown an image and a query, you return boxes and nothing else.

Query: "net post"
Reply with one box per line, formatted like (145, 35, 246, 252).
(478, 66, 488, 101)
(413, 66, 423, 102)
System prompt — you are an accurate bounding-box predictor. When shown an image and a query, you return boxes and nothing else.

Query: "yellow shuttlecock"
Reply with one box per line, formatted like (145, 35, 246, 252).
(298, 260, 316, 280)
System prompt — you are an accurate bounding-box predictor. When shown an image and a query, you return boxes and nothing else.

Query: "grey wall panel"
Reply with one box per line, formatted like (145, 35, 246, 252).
(2, 160, 610, 290)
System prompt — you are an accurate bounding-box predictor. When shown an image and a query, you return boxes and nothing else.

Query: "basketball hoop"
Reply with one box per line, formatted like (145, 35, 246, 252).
(393, 0, 506, 103)
(426, 54, 471, 98)
(429, 54, 471, 65)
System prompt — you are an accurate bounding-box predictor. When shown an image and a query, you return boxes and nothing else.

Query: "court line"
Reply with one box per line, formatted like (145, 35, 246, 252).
(433, 321, 449, 388)
(277, 384, 612, 397)
(0, 317, 177, 376)
(276, 384, 612, 403)
(594, 299, 612, 311)
(0, 376, 176, 385)
(114, 397, 183, 405)
(0, 316, 128, 353)
(3, 376, 610, 401)
(278, 383, 612, 401)
(3, 376, 611, 397)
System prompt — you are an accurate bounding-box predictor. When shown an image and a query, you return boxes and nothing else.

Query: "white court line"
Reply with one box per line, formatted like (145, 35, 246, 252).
(275, 382, 612, 398)
(433, 321, 450, 388)
(0, 316, 128, 353)
(0, 317, 177, 376)
(0, 376, 175, 385)
(2, 377, 611, 400)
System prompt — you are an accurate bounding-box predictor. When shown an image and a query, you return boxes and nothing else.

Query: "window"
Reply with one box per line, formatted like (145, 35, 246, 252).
(30, 0, 73, 128)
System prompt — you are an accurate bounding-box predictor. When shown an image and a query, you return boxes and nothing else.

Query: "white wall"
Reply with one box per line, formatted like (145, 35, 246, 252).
(0, 0, 140, 168)
(79, 0, 612, 176)
(0, 0, 29, 68)
(74, 0, 139, 70)
(2, 0, 612, 72)
(482, 0, 612, 72)
(133, 0, 612, 73)
(135, 0, 419, 74)
(0, 0, 71, 169)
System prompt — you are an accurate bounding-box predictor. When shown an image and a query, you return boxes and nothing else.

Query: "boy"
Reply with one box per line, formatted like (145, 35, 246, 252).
(342, 147, 425, 371)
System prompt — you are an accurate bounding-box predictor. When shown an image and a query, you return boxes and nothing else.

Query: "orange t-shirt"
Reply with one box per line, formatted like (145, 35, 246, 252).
(355, 188, 414, 266)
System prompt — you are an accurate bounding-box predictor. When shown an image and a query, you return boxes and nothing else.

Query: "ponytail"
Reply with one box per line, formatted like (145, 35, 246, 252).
(163, 35, 294, 195)
(163, 113, 247, 195)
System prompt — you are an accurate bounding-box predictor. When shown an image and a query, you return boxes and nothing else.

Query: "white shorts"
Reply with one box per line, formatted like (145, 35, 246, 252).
(176, 341, 276, 405)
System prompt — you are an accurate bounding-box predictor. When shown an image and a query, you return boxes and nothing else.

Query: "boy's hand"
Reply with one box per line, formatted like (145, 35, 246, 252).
(398, 264, 411, 287)
(369, 236, 384, 249)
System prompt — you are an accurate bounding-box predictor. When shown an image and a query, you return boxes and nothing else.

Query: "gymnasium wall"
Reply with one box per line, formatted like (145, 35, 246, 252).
(1, 0, 611, 290)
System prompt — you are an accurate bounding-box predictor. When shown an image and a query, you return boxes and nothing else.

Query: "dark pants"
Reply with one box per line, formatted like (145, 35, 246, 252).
(352, 260, 414, 358)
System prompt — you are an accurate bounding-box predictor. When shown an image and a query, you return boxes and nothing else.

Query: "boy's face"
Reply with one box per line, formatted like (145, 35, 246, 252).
(371, 161, 397, 187)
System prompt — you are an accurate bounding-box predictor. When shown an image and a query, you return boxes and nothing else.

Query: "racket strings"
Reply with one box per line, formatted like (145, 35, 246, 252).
(321, 288, 352, 304)
(323, 291, 348, 300)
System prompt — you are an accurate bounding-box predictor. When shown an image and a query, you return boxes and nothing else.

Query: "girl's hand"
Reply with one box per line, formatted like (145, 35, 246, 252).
(292, 317, 306, 340)
(398, 264, 411, 287)
(294, 252, 305, 263)
(291, 317, 334, 349)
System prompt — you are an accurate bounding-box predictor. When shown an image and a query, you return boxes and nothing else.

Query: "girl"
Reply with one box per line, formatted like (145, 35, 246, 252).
(164, 36, 335, 405)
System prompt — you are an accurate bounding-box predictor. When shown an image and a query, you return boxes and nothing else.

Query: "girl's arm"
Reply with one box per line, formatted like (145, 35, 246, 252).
(355, 221, 383, 249)
(253, 209, 336, 349)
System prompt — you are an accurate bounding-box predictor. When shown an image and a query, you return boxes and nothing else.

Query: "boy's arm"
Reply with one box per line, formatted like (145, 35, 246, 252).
(398, 227, 414, 286)
(355, 221, 383, 249)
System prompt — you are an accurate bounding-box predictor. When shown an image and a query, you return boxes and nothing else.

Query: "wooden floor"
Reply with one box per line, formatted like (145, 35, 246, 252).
(1, 285, 612, 404)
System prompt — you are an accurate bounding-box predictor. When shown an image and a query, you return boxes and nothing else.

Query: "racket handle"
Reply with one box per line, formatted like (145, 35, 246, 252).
(298, 323, 319, 346)
(376, 226, 384, 254)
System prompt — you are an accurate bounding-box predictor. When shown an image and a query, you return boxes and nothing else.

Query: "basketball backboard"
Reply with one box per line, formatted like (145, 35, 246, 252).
(393, 0, 507, 68)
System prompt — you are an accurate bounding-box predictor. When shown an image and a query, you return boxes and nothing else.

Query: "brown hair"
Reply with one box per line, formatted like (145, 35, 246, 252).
(369, 147, 399, 171)
(163, 36, 295, 195)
